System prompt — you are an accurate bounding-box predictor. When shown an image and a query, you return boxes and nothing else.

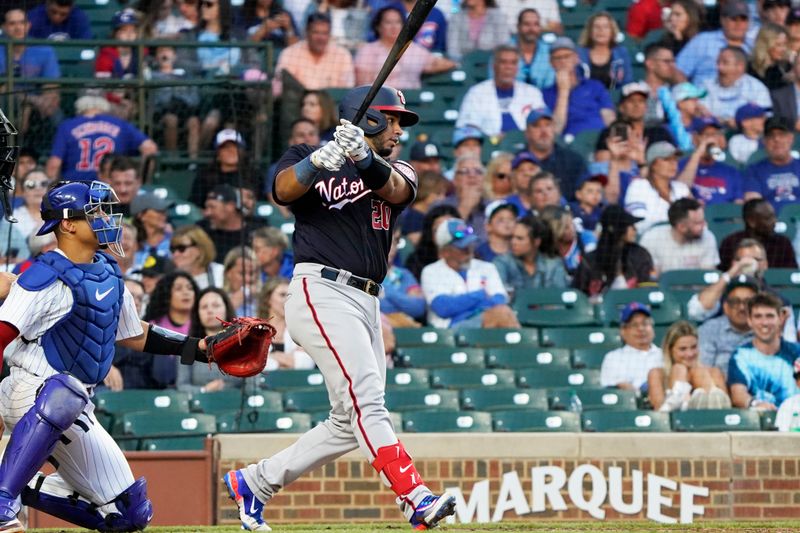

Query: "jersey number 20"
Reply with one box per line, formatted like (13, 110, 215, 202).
(76, 136, 116, 171)
(371, 200, 391, 231)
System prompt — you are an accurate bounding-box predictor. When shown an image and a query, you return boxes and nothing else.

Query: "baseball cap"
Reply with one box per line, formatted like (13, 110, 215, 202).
(579, 161, 609, 187)
(214, 128, 245, 149)
(689, 115, 722, 133)
(453, 126, 484, 147)
(620, 302, 652, 324)
(600, 204, 643, 232)
(734, 103, 768, 128)
(484, 200, 519, 221)
(721, 0, 749, 18)
(526, 107, 553, 125)
(112, 8, 138, 29)
(765, 116, 792, 134)
(410, 141, 441, 161)
(550, 36, 577, 54)
(645, 141, 681, 165)
(788, 9, 800, 25)
(763, 0, 790, 9)
(434, 218, 479, 249)
(207, 184, 238, 204)
(130, 192, 173, 216)
(137, 254, 174, 278)
(511, 151, 539, 170)
(721, 275, 760, 303)
(619, 81, 650, 102)
(671, 82, 706, 102)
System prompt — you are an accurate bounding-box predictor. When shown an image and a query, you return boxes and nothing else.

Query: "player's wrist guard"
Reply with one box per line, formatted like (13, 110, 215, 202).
(145, 324, 208, 364)
(295, 156, 320, 186)
(359, 153, 392, 190)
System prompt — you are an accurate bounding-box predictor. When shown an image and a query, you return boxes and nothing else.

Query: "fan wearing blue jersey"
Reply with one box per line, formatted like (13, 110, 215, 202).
(45, 95, 157, 182)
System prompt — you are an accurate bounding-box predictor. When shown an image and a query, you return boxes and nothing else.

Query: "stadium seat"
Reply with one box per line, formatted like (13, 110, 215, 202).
(386, 368, 431, 390)
(94, 390, 190, 417)
(190, 390, 283, 414)
(283, 389, 331, 413)
(309, 410, 403, 430)
(415, 104, 459, 126)
(760, 411, 777, 431)
(169, 202, 204, 227)
(402, 410, 492, 433)
(262, 370, 325, 390)
(705, 202, 742, 223)
(394, 328, 456, 348)
(396, 347, 485, 369)
(539, 326, 621, 348)
(139, 438, 207, 451)
(548, 387, 637, 411)
(708, 221, 742, 243)
(581, 410, 671, 432)
(485, 346, 571, 369)
(235, 411, 312, 433)
(460, 387, 548, 411)
(775, 218, 797, 242)
(118, 412, 216, 450)
(421, 68, 471, 86)
(763, 268, 800, 288)
(492, 410, 581, 432)
(571, 346, 611, 369)
(670, 409, 761, 432)
(517, 368, 601, 389)
(384, 389, 460, 412)
(659, 269, 721, 307)
(600, 288, 683, 325)
(153, 169, 195, 201)
(564, 128, 602, 156)
(514, 288, 597, 327)
(456, 328, 539, 347)
(431, 368, 517, 389)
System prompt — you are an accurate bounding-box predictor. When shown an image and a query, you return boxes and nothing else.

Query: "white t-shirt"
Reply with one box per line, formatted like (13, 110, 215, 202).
(421, 258, 507, 328)
(624, 178, 692, 235)
(600, 344, 664, 391)
(639, 224, 720, 274)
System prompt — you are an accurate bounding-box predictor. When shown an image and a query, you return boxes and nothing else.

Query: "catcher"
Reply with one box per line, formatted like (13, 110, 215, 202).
(0, 180, 272, 532)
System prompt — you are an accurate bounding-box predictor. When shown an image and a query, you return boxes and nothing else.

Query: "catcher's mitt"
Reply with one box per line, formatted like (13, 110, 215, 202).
(206, 317, 276, 377)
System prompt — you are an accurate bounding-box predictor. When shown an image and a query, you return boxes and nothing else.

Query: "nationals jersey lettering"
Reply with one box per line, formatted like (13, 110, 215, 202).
(275, 144, 417, 282)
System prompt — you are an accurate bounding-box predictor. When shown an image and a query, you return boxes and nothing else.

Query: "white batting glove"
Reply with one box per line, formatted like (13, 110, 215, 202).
(334, 119, 371, 162)
(310, 141, 347, 172)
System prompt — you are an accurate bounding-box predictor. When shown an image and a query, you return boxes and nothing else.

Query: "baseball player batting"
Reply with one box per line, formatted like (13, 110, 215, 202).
(223, 85, 457, 531)
(0, 180, 214, 532)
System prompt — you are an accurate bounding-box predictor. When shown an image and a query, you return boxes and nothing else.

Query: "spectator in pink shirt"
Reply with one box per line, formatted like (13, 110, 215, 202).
(354, 6, 455, 89)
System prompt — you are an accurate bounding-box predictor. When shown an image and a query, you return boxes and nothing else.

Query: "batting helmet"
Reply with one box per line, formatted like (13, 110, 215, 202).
(38, 181, 124, 256)
(338, 85, 419, 136)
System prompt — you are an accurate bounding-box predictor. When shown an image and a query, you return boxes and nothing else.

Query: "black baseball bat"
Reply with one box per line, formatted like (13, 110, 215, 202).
(351, 0, 438, 125)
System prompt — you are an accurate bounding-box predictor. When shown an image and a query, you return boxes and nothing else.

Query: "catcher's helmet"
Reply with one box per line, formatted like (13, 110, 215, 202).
(37, 181, 124, 256)
(338, 85, 419, 136)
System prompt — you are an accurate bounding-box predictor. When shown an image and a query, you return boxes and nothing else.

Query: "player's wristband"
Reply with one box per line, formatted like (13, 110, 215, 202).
(360, 153, 392, 190)
(294, 156, 319, 187)
(144, 324, 208, 364)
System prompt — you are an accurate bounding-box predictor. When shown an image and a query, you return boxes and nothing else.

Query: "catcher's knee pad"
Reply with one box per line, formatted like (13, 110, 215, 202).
(101, 477, 153, 531)
(371, 442, 424, 498)
(0, 374, 88, 502)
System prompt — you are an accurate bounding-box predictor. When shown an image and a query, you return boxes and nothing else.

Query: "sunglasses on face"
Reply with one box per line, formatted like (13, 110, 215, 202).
(494, 172, 509, 180)
(170, 243, 195, 253)
(24, 179, 49, 190)
(201, 0, 216, 7)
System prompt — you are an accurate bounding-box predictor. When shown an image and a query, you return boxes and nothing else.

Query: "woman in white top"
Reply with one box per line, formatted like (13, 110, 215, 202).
(169, 225, 224, 289)
(259, 277, 315, 370)
(12, 168, 49, 239)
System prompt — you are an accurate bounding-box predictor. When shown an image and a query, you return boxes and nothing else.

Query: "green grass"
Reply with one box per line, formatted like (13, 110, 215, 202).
(29, 521, 800, 532)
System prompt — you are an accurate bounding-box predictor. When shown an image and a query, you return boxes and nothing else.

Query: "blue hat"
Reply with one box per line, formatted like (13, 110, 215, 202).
(511, 151, 539, 169)
(526, 108, 553, 125)
(620, 302, 652, 324)
(689, 116, 722, 133)
(112, 8, 138, 29)
(578, 161, 609, 186)
(434, 218, 479, 249)
(484, 200, 519, 221)
(452, 126, 484, 147)
(735, 103, 768, 128)
(672, 82, 706, 102)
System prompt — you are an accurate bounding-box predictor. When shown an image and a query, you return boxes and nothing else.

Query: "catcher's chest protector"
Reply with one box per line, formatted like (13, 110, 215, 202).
(18, 251, 124, 384)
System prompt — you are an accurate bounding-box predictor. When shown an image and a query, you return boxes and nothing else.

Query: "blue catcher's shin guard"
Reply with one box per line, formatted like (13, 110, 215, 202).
(0, 374, 88, 522)
(22, 476, 152, 532)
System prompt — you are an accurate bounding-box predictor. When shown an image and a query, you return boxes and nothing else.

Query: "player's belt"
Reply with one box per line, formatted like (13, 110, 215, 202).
(320, 267, 381, 297)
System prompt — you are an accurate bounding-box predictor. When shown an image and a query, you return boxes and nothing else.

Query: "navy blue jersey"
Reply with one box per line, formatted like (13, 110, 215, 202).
(274, 144, 417, 282)
(50, 114, 148, 181)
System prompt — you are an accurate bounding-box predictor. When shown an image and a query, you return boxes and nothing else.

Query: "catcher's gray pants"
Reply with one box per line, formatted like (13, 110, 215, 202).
(243, 263, 403, 503)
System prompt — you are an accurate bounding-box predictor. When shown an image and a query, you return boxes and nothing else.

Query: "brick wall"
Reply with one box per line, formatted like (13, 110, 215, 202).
(216, 434, 800, 525)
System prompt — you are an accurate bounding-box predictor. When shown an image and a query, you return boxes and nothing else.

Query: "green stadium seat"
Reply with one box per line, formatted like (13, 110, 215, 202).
(402, 410, 492, 433)
(779, 202, 800, 221)
(236, 411, 312, 433)
(139, 437, 207, 451)
(705, 202, 742, 223)
(431, 368, 516, 389)
(94, 390, 190, 416)
(485, 346, 571, 369)
(456, 328, 539, 347)
(421, 69, 471, 86)
(670, 409, 761, 432)
(763, 268, 800, 288)
(514, 288, 597, 327)
(492, 410, 581, 432)
(517, 368, 601, 389)
(776, 288, 800, 307)
(283, 389, 331, 412)
(394, 328, 455, 347)
(262, 369, 325, 390)
(153, 169, 195, 201)
(548, 387, 637, 411)
(708, 221, 742, 242)
(386, 368, 431, 389)
(384, 389, 460, 412)
(581, 410, 671, 432)
(571, 346, 610, 369)
(600, 288, 683, 325)
(775, 218, 797, 242)
(310, 410, 403, 430)
(190, 390, 283, 414)
(760, 410, 777, 431)
(459, 49, 493, 82)
(117, 412, 216, 450)
(460, 387, 548, 411)
(396, 347, 485, 369)
(539, 326, 621, 348)
(95, 411, 114, 432)
(563, 128, 603, 156)
(169, 202, 203, 227)
(659, 269, 722, 307)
